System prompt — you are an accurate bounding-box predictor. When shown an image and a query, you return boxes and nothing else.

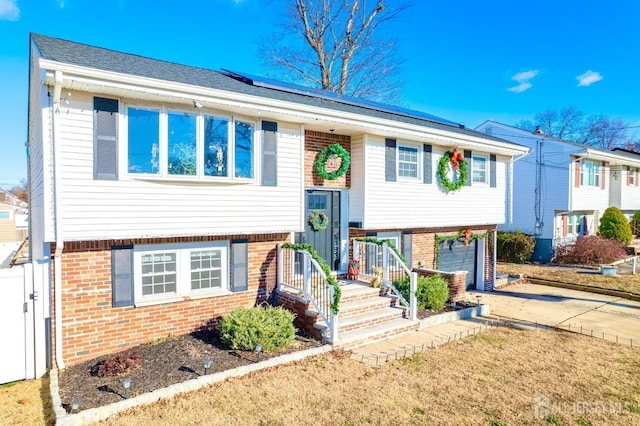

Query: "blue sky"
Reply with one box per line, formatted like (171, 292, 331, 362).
(1, 0, 639, 188)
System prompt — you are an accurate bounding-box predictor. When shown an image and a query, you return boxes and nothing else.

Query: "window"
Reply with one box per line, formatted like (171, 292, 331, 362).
(472, 154, 488, 184)
(398, 146, 419, 178)
(629, 167, 637, 186)
(566, 214, 581, 235)
(134, 242, 228, 304)
(0, 211, 10, 220)
(126, 106, 257, 181)
(580, 160, 601, 187)
(128, 108, 160, 174)
(167, 112, 196, 176)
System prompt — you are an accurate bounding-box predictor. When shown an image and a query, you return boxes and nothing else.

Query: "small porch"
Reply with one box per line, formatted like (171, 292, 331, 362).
(276, 239, 421, 349)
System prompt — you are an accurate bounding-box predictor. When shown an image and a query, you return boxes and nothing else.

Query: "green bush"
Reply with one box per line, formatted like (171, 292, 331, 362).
(219, 306, 296, 352)
(497, 230, 535, 263)
(631, 211, 640, 236)
(599, 206, 632, 245)
(393, 275, 450, 310)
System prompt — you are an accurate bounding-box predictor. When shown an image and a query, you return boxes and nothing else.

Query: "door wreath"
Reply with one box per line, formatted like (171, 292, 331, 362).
(314, 143, 351, 180)
(437, 149, 468, 192)
(309, 210, 329, 231)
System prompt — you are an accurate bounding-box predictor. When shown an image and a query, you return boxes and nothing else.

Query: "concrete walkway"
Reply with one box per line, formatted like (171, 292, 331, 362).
(350, 283, 640, 366)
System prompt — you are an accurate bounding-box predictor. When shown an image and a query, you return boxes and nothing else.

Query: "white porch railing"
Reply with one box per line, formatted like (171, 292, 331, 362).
(353, 240, 417, 321)
(277, 244, 338, 343)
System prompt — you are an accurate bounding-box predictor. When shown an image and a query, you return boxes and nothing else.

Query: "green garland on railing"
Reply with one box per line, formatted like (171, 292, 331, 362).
(282, 243, 342, 314)
(355, 237, 407, 264)
(314, 143, 350, 180)
(433, 230, 489, 268)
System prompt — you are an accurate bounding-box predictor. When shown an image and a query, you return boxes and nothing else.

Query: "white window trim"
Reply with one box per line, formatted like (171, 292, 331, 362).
(629, 167, 637, 186)
(133, 241, 230, 307)
(472, 153, 489, 185)
(580, 160, 601, 187)
(397, 144, 420, 181)
(123, 104, 258, 183)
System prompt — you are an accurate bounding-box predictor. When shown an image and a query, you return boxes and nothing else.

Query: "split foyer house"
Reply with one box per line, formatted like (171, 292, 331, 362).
(28, 34, 529, 368)
(476, 121, 640, 262)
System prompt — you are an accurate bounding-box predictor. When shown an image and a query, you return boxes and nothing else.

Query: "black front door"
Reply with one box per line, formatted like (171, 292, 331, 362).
(302, 190, 341, 270)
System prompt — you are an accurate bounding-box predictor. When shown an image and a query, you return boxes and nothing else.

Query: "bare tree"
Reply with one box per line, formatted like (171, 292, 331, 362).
(261, 0, 409, 102)
(516, 106, 637, 150)
(9, 179, 28, 203)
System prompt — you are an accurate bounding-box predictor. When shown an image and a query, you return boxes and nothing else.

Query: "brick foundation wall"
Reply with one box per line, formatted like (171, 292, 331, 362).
(53, 233, 289, 367)
(276, 290, 323, 340)
(414, 268, 467, 302)
(304, 130, 350, 189)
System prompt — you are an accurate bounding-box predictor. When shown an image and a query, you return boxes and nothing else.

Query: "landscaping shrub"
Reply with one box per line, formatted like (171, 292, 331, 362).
(598, 206, 632, 245)
(631, 211, 640, 236)
(496, 230, 535, 263)
(95, 350, 143, 377)
(219, 306, 296, 352)
(554, 235, 628, 265)
(393, 275, 450, 310)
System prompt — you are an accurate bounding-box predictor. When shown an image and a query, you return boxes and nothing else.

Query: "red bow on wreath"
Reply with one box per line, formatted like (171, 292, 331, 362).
(450, 149, 463, 170)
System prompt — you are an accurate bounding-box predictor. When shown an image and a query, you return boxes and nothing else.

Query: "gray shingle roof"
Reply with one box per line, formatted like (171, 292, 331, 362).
(32, 33, 514, 145)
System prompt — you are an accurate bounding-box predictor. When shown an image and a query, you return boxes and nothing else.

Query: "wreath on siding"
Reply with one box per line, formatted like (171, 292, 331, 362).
(314, 143, 351, 180)
(437, 149, 468, 192)
(309, 210, 329, 231)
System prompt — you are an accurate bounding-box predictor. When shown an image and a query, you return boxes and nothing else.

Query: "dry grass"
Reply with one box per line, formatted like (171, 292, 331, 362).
(497, 262, 640, 295)
(0, 375, 54, 426)
(99, 328, 640, 426)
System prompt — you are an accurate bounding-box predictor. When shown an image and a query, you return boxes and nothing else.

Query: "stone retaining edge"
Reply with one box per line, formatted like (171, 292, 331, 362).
(51, 344, 333, 426)
(418, 304, 491, 329)
(527, 278, 640, 302)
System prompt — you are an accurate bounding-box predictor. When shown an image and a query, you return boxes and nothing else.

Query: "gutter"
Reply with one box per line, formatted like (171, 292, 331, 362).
(52, 70, 65, 370)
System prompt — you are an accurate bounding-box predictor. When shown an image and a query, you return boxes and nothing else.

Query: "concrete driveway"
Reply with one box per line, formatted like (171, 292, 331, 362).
(476, 283, 640, 345)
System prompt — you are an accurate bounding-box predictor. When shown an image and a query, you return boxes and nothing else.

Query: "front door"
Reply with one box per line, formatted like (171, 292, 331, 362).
(302, 190, 341, 270)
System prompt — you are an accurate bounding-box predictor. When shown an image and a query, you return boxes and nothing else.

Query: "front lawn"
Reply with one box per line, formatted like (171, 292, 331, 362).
(497, 262, 640, 295)
(98, 328, 639, 426)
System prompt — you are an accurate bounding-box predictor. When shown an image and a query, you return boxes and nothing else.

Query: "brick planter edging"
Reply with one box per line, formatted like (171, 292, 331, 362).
(418, 304, 491, 329)
(50, 344, 332, 426)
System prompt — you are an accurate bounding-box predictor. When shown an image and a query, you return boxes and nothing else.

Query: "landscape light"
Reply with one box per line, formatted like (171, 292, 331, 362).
(70, 397, 82, 414)
(255, 343, 263, 363)
(203, 358, 212, 375)
(121, 377, 132, 399)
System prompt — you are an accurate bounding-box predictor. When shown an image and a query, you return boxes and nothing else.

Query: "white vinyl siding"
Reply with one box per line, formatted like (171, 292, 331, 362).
(348, 135, 365, 225)
(351, 136, 508, 228)
(55, 93, 303, 240)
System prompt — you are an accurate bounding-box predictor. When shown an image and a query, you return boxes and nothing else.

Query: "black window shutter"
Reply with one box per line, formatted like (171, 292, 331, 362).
(423, 144, 432, 184)
(464, 150, 472, 186)
(231, 240, 249, 292)
(402, 232, 412, 267)
(112, 246, 134, 307)
(94, 97, 119, 180)
(490, 154, 497, 188)
(262, 121, 278, 186)
(385, 139, 397, 182)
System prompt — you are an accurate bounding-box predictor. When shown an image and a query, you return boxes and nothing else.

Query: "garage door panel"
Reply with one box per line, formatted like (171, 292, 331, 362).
(438, 239, 476, 290)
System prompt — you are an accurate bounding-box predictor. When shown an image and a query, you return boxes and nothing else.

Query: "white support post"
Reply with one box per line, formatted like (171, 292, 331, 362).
(330, 285, 339, 344)
(303, 253, 311, 302)
(382, 242, 390, 283)
(276, 244, 283, 291)
(633, 256, 637, 275)
(352, 239, 359, 262)
(409, 271, 418, 321)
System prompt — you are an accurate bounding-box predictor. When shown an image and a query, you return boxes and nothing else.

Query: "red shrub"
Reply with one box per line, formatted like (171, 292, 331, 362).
(95, 351, 143, 377)
(554, 236, 628, 265)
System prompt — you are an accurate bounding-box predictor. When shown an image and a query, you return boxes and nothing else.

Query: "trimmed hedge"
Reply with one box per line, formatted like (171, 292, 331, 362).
(393, 275, 450, 310)
(599, 206, 632, 245)
(219, 306, 296, 352)
(497, 230, 535, 264)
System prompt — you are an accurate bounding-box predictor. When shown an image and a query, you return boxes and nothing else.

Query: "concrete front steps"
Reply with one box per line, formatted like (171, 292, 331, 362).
(312, 282, 419, 350)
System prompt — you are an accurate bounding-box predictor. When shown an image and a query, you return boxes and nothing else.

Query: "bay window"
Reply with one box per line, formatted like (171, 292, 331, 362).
(126, 106, 256, 181)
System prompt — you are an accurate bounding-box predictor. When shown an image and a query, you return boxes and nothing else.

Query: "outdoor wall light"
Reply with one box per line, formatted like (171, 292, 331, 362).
(121, 377, 132, 399)
(193, 99, 203, 109)
(255, 343, 263, 363)
(70, 397, 82, 414)
(203, 358, 212, 375)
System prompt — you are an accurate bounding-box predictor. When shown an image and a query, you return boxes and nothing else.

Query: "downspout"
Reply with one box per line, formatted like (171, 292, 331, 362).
(52, 70, 65, 370)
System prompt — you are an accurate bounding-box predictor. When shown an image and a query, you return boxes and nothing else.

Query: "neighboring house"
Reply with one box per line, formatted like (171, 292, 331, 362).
(476, 121, 640, 262)
(28, 34, 528, 368)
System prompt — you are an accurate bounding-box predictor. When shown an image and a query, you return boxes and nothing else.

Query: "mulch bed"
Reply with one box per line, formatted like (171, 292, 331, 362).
(57, 330, 322, 412)
(416, 300, 477, 320)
